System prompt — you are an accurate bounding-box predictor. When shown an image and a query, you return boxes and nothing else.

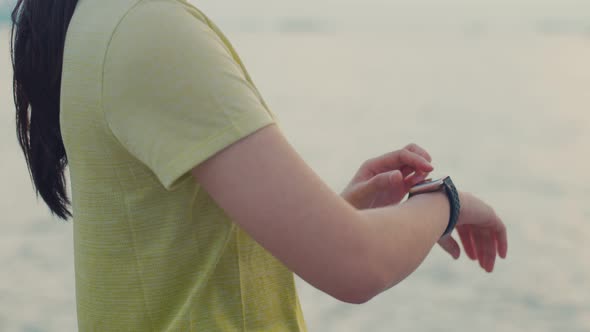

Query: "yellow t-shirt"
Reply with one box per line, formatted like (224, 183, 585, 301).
(60, 0, 307, 330)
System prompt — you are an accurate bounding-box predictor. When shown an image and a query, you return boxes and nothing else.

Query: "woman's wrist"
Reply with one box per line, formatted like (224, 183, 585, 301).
(404, 190, 450, 234)
(457, 191, 473, 226)
(408, 176, 460, 237)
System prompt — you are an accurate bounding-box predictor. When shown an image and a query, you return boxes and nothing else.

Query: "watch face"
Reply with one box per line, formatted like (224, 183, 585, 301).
(409, 177, 446, 195)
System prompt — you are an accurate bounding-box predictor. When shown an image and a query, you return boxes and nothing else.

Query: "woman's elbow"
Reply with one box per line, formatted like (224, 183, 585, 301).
(329, 265, 389, 305)
(334, 290, 378, 305)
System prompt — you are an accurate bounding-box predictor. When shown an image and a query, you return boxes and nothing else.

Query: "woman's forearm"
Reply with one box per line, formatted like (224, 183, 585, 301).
(191, 125, 453, 304)
(327, 191, 450, 304)
(359, 191, 450, 295)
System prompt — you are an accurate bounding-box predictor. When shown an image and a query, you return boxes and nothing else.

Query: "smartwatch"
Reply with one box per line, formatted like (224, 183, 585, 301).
(408, 176, 460, 237)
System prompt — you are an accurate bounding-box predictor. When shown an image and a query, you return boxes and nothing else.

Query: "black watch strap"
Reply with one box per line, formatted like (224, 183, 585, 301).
(441, 177, 460, 236)
(408, 176, 461, 237)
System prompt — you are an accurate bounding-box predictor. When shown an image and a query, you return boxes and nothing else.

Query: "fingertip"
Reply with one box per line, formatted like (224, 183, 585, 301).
(447, 246, 460, 260)
(496, 234, 508, 259)
(498, 244, 507, 259)
(479, 256, 486, 271)
(403, 173, 423, 188)
(487, 257, 495, 272)
(422, 162, 434, 171)
(451, 240, 461, 260)
(389, 170, 404, 185)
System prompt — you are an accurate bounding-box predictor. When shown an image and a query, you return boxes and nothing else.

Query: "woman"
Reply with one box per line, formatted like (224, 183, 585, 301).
(11, 0, 507, 330)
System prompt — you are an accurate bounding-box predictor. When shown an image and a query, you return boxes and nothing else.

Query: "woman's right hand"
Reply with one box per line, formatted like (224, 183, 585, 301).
(437, 192, 508, 272)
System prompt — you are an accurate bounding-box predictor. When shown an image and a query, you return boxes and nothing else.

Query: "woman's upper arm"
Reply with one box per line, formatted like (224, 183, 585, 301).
(191, 124, 377, 302)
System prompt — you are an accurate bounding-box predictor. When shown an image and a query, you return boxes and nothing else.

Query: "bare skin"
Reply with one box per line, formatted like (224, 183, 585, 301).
(192, 124, 507, 303)
(340, 142, 508, 272)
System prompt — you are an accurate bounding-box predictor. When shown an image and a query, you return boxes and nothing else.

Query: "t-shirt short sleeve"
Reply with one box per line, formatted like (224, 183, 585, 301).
(102, 2, 274, 190)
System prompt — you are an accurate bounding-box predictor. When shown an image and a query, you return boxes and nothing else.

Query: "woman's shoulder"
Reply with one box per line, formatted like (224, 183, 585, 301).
(68, 0, 210, 47)
(117, 0, 212, 32)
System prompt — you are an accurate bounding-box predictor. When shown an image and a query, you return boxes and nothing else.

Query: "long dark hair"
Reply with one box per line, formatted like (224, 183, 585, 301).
(10, 0, 79, 219)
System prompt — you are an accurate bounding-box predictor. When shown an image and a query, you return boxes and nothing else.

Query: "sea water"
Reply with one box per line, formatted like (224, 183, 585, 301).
(1, 1, 589, 330)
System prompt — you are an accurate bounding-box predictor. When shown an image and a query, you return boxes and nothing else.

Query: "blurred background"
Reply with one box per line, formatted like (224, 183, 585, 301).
(1, 0, 589, 331)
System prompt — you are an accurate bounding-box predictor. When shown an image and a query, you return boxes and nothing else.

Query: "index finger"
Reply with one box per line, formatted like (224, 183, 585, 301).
(377, 149, 433, 174)
(405, 143, 432, 163)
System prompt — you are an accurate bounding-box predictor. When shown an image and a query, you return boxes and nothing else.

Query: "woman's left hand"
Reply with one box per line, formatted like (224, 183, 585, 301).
(341, 144, 434, 209)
